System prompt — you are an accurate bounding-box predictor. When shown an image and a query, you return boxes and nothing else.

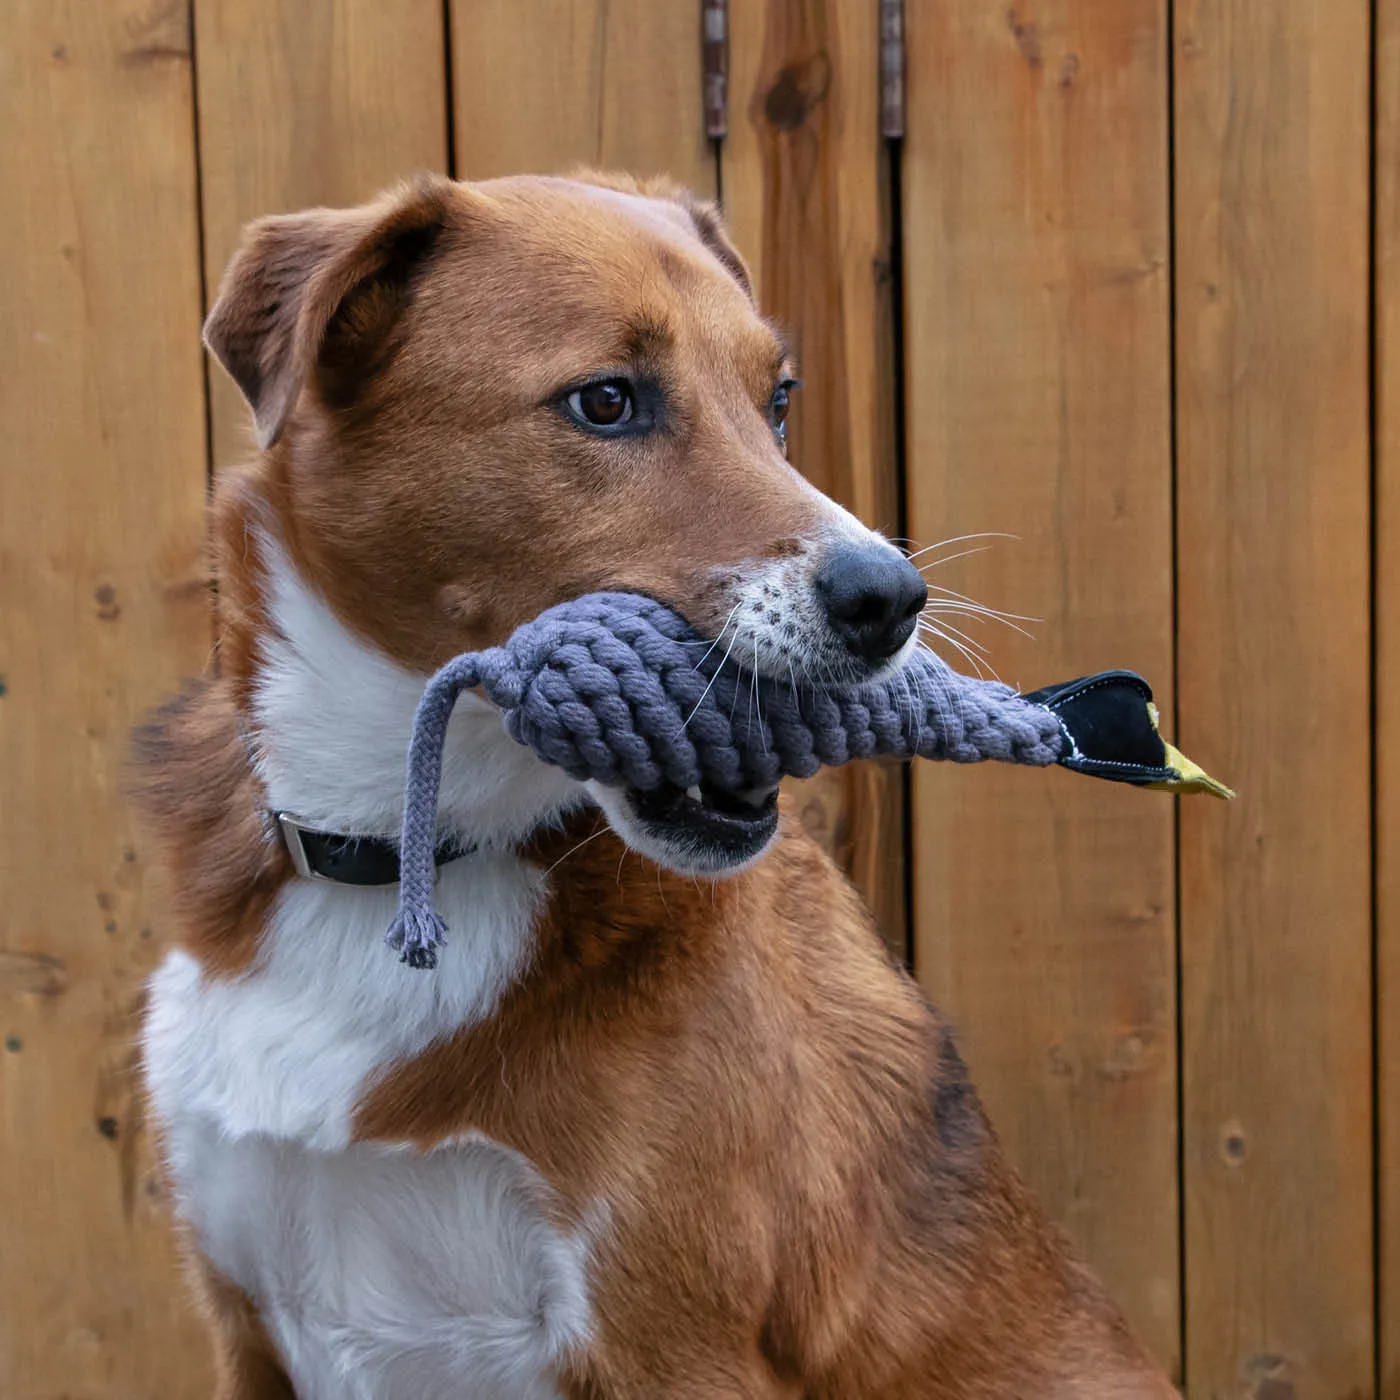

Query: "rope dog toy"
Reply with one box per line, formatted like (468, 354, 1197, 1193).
(385, 591, 1230, 968)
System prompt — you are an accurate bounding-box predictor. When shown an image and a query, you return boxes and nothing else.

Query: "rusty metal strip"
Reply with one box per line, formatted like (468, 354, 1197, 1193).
(702, 0, 728, 139)
(880, 0, 905, 139)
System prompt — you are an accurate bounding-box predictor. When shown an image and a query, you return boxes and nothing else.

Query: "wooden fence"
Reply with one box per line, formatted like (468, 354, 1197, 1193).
(1, 2, 1393, 1396)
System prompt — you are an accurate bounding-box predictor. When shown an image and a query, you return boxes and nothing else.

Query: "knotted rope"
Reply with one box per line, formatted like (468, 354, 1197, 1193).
(385, 592, 1066, 968)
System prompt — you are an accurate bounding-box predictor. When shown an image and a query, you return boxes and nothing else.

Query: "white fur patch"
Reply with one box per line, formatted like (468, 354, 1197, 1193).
(168, 1120, 594, 1400)
(143, 538, 595, 1395)
(143, 854, 543, 1150)
(145, 537, 583, 1148)
(251, 533, 583, 846)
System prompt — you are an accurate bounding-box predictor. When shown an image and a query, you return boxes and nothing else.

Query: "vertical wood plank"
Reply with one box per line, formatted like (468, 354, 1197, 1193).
(722, 0, 906, 948)
(1174, 1, 1374, 1395)
(1381, 5, 1400, 1392)
(195, 0, 448, 471)
(451, 0, 715, 194)
(0, 1, 212, 1394)
(904, 1, 1179, 1370)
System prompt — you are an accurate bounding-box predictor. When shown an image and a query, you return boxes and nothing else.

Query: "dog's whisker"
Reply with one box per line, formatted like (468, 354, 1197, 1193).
(755, 679, 768, 752)
(544, 821, 610, 875)
(927, 611, 1035, 644)
(925, 599, 1037, 628)
(744, 629, 765, 751)
(917, 636, 988, 688)
(920, 615, 993, 657)
(918, 622, 1000, 681)
(924, 583, 1039, 622)
(690, 602, 743, 673)
(916, 545, 996, 572)
(940, 642, 994, 683)
(903, 532, 1018, 563)
(684, 615, 746, 729)
(752, 634, 769, 751)
(900, 668, 922, 753)
(923, 598, 1037, 640)
(746, 641, 755, 734)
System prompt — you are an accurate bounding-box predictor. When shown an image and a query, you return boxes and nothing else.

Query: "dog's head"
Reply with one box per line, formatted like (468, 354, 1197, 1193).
(205, 172, 925, 874)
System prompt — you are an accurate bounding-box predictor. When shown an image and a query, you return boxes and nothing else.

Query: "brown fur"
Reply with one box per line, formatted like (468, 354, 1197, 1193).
(126, 459, 295, 974)
(136, 172, 1177, 1397)
(189, 1252, 296, 1400)
(128, 675, 289, 977)
(355, 812, 1169, 1398)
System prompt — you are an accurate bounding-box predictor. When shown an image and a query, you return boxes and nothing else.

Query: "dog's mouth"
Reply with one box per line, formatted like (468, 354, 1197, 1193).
(591, 777, 781, 875)
(633, 777, 779, 855)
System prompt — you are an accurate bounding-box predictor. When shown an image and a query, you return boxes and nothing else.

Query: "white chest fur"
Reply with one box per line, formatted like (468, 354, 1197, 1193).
(145, 858, 595, 1398)
(168, 1120, 593, 1400)
(143, 855, 546, 1149)
(142, 538, 596, 1396)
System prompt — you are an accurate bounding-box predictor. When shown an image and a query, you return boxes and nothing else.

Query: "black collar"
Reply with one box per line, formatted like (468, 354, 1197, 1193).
(274, 813, 471, 887)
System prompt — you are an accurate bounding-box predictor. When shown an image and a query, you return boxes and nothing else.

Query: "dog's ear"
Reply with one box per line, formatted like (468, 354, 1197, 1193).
(203, 174, 454, 449)
(681, 197, 753, 300)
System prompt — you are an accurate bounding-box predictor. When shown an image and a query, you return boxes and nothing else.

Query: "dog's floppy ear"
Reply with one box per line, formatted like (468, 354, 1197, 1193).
(203, 174, 454, 448)
(679, 195, 753, 300)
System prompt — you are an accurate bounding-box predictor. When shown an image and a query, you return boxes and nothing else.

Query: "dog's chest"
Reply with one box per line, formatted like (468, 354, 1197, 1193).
(175, 1123, 592, 1400)
(144, 855, 595, 1398)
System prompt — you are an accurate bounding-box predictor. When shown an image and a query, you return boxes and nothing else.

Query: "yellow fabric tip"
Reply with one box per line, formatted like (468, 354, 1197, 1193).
(1154, 741, 1236, 799)
(1145, 703, 1235, 799)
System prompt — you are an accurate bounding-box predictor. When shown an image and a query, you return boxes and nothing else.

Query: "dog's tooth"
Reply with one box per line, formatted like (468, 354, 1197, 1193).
(685, 785, 704, 803)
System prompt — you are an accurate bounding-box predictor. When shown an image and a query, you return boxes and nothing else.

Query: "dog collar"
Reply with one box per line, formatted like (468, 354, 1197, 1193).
(274, 812, 471, 888)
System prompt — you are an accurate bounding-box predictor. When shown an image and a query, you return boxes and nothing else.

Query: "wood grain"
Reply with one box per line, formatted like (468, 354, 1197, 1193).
(0, 1, 212, 1393)
(451, 0, 715, 194)
(722, 0, 906, 950)
(2, 6, 1389, 1393)
(1382, 7, 1400, 1393)
(194, 0, 448, 471)
(1174, 1, 1374, 1395)
(903, 1, 1179, 1370)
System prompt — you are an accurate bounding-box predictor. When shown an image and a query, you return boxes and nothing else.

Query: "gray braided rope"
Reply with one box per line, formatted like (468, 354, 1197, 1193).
(386, 592, 1065, 968)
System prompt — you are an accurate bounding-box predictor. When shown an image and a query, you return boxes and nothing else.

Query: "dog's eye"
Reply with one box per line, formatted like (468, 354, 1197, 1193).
(567, 380, 635, 431)
(770, 380, 797, 446)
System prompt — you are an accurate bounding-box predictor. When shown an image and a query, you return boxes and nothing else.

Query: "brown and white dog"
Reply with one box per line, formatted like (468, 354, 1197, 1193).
(132, 172, 1176, 1400)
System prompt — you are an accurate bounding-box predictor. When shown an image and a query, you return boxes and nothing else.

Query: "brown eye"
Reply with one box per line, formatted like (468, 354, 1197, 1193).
(567, 380, 634, 430)
(770, 381, 796, 444)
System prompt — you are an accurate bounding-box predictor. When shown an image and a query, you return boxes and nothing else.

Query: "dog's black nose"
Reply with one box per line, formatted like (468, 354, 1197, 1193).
(816, 542, 928, 663)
